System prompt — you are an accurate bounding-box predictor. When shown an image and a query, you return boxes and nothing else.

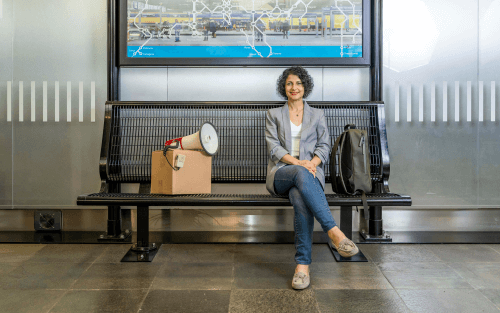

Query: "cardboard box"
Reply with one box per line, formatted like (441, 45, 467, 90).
(151, 150, 212, 195)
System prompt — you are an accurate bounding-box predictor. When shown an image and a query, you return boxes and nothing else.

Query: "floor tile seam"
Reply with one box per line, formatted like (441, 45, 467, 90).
(374, 261, 450, 265)
(23, 261, 104, 264)
(372, 261, 396, 283)
(475, 288, 500, 311)
(165, 260, 300, 264)
(395, 287, 500, 306)
(393, 286, 475, 290)
(50, 288, 152, 291)
(164, 261, 236, 264)
(391, 288, 417, 313)
(310, 288, 323, 313)
(68, 288, 153, 291)
(58, 246, 109, 298)
(445, 261, 480, 284)
(371, 261, 411, 310)
(45, 289, 70, 313)
(486, 246, 500, 255)
(445, 261, 500, 264)
(66, 247, 105, 290)
(309, 287, 395, 291)
(150, 287, 233, 291)
(228, 288, 307, 291)
(423, 245, 443, 262)
(374, 262, 462, 274)
(233, 261, 298, 264)
(135, 263, 164, 313)
(230, 262, 235, 291)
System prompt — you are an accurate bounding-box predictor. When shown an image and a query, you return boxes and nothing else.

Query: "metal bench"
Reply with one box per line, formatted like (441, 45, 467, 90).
(77, 101, 411, 262)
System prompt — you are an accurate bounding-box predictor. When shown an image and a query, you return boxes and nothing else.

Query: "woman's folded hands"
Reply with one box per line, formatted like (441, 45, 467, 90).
(298, 159, 317, 177)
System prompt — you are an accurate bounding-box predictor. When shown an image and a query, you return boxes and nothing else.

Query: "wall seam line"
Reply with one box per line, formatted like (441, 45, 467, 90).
(11, 0, 14, 209)
(476, 0, 480, 207)
(322, 67, 324, 101)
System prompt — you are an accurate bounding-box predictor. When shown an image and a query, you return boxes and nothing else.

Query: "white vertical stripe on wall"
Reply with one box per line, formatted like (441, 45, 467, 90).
(419, 84, 423, 122)
(43, 81, 47, 122)
(55, 81, 59, 122)
(395, 81, 399, 122)
(467, 81, 471, 122)
(67, 82, 71, 122)
(407, 84, 411, 122)
(79, 82, 83, 122)
(479, 81, 483, 122)
(91, 81, 95, 122)
(431, 82, 435, 122)
(492, 81, 496, 122)
(7, 81, 11, 122)
(455, 81, 459, 122)
(31, 81, 35, 122)
(0, 0, 3, 19)
(19, 82, 23, 122)
(2, 80, 494, 124)
(443, 81, 447, 122)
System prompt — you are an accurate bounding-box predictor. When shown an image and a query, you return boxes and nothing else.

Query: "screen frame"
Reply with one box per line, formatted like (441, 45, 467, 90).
(118, 0, 371, 66)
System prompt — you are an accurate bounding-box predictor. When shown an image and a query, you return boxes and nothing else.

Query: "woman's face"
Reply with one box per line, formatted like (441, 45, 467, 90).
(285, 74, 304, 102)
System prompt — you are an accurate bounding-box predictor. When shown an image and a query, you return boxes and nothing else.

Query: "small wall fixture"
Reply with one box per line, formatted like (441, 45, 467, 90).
(34, 210, 62, 232)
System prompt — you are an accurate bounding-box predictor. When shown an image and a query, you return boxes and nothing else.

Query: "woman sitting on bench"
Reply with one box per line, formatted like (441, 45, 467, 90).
(265, 66, 360, 290)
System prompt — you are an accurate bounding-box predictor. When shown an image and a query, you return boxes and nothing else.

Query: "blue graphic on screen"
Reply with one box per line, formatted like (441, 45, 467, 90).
(127, 0, 363, 58)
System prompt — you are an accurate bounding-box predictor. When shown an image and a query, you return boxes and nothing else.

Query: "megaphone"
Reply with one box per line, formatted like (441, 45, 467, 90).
(164, 122, 219, 156)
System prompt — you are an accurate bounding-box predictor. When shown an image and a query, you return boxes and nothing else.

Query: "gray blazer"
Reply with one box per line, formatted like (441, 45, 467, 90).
(265, 101, 331, 195)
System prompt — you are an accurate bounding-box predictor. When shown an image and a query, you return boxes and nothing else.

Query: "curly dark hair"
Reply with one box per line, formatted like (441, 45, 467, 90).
(276, 66, 314, 100)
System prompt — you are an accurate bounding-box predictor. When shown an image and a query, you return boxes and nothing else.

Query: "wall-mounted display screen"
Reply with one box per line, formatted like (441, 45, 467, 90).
(120, 0, 370, 65)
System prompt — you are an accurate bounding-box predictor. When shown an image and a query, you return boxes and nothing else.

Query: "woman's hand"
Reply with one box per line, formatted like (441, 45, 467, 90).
(280, 155, 321, 178)
(298, 160, 317, 177)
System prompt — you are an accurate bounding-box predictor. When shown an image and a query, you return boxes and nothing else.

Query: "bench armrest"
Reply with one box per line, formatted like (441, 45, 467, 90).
(377, 102, 391, 193)
(99, 102, 113, 184)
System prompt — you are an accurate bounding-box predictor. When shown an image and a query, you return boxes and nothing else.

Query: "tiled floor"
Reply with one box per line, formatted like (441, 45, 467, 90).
(0, 243, 499, 313)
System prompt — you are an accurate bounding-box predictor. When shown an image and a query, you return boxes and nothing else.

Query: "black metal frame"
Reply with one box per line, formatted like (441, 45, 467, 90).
(117, 0, 371, 66)
(101, 0, 390, 261)
(360, 0, 389, 242)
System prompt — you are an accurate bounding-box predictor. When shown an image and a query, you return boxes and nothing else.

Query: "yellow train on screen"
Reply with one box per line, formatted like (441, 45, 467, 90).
(128, 14, 361, 31)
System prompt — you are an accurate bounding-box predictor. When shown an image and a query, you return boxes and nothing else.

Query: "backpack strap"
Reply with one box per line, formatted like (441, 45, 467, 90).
(331, 133, 344, 193)
(361, 190, 369, 220)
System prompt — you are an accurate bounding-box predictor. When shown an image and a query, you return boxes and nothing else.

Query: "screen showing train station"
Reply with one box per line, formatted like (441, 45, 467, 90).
(126, 0, 362, 58)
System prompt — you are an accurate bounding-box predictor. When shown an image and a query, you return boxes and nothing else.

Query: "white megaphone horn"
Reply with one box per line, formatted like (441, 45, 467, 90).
(164, 122, 219, 156)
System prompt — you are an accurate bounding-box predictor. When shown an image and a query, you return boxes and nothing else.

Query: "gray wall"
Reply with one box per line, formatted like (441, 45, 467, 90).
(1, 0, 107, 209)
(383, 0, 500, 209)
(1, 0, 499, 231)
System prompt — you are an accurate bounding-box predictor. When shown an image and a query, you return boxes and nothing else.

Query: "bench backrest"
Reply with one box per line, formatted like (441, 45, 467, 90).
(101, 101, 388, 187)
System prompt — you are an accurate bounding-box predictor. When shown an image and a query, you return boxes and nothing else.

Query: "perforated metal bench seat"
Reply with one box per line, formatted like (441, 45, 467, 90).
(78, 192, 411, 207)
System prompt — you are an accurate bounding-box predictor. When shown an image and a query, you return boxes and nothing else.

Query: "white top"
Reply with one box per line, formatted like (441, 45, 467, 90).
(290, 121, 302, 158)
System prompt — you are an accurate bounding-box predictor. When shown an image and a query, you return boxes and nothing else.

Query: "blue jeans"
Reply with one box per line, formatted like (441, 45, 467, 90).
(274, 165, 337, 265)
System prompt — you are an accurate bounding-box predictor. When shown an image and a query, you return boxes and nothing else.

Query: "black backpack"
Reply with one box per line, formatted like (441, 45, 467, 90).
(330, 124, 372, 219)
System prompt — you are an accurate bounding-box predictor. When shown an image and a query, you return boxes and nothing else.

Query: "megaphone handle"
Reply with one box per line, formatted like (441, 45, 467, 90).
(162, 146, 180, 171)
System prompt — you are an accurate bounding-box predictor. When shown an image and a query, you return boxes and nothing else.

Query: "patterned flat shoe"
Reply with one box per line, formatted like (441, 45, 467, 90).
(292, 272, 310, 290)
(331, 238, 359, 258)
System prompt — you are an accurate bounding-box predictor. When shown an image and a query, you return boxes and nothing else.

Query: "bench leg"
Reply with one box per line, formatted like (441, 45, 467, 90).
(98, 182, 131, 242)
(121, 206, 160, 262)
(359, 206, 392, 242)
(107, 205, 122, 236)
(328, 206, 368, 262)
(97, 205, 132, 242)
(340, 206, 353, 239)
